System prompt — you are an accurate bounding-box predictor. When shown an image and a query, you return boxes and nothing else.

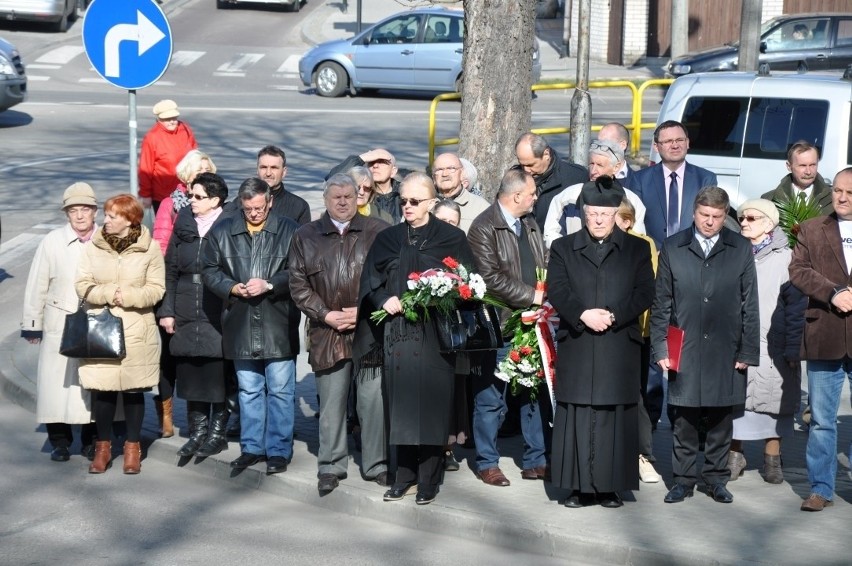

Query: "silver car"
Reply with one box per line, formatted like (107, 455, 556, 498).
(0, 0, 86, 33)
(300, 7, 541, 97)
(0, 35, 26, 112)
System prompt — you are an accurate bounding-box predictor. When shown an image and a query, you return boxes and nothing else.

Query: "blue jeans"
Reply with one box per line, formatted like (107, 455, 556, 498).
(234, 358, 296, 459)
(472, 349, 547, 471)
(805, 359, 852, 499)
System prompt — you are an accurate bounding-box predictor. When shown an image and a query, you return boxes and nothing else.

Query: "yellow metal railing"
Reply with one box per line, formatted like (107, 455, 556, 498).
(428, 78, 675, 164)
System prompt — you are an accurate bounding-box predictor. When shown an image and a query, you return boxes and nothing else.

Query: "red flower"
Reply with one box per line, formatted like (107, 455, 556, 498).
(536, 369, 545, 378)
(519, 346, 533, 356)
(458, 284, 472, 300)
(509, 350, 521, 363)
(408, 272, 421, 281)
(442, 256, 460, 269)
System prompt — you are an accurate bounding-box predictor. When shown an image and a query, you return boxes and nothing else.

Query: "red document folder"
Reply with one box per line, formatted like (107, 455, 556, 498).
(667, 325, 685, 371)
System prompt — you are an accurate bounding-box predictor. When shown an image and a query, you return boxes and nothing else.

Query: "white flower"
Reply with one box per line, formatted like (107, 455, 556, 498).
(517, 360, 536, 374)
(518, 377, 536, 388)
(494, 371, 512, 383)
(407, 280, 418, 291)
(468, 273, 487, 299)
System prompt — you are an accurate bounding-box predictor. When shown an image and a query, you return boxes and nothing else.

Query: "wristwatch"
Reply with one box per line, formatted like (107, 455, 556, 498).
(266, 281, 274, 292)
(609, 312, 616, 324)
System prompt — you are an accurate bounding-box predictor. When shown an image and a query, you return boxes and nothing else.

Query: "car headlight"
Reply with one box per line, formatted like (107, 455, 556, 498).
(667, 62, 692, 75)
(0, 54, 15, 77)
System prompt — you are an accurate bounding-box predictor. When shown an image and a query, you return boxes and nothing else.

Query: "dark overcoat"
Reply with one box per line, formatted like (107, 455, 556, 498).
(650, 226, 760, 407)
(356, 215, 475, 445)
(788, 213, 852, 360)
(547, 227, 655, 405)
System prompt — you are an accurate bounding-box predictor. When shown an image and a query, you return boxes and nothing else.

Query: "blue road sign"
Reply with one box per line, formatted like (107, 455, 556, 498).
(82, 0, 172, 90)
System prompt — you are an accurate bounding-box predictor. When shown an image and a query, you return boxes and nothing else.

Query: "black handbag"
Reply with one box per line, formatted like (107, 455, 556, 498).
(435, 304, 504, 353)
(59, 287, 126, 360)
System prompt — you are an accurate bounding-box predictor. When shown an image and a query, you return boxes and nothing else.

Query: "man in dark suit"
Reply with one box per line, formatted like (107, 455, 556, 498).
(789, 167, 852, 512)
(628, 120, 718, 248)
(651, 186, 759, 505)
(761, 141, 834, 215)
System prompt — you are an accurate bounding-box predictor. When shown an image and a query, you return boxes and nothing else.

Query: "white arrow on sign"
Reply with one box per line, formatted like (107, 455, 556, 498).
(103, 9, 166, 78)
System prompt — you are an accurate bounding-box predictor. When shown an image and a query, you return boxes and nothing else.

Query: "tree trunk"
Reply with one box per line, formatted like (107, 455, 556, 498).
(459, 0, 537, 201)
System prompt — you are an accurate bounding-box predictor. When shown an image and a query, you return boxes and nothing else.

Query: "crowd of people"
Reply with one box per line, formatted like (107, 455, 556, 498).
(22, 101, 852, 512)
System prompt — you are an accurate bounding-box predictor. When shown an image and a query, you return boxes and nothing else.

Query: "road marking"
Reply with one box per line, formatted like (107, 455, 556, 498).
(214, 53, 265, 76)
(26, 76, 51, 81)
(276, 54, 300, 74)
(35, 45, 85, 65)
(171, 50, 205, 66)
(26, 64, 61, 70)
(0, 232, 42, 266)
(78, 78, 110, 84)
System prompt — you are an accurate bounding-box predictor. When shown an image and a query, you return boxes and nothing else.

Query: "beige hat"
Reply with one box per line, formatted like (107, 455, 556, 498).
(738, 198, 779, 226)
(61, 182, 98, 209)
(153, 99, 180, 119)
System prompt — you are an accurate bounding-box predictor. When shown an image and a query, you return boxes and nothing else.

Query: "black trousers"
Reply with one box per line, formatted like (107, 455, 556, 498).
(395, 444, 443, 490)
(671, 405, 733, 487)
(46, 422, 96, 449)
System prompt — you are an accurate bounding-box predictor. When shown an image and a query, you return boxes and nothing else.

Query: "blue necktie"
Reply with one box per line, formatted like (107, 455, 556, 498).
(514, 219, 522, 237)
(667, 172, 679, 236)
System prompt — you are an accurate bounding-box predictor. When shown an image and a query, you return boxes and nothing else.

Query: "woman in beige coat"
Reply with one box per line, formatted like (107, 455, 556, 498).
(21, 183, 99, 462)
(76, 194, 165, 474)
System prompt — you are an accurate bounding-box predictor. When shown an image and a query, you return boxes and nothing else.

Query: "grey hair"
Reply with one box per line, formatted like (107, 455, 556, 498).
(693, 186, 730, 212)
(323, 173, 357, 198)
(459, 157, 477, 189)
(589, 139, 624, 167)
(400, 172, 437, 198)
(238, 177, 271, 202)
(346, 165, 373, 188)
(515, 132, 550, 158)
(497, 166, 532, 197)
(433, 198, 461, 217)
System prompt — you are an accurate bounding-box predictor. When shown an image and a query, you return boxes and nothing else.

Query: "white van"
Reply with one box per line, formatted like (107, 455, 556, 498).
(651, 71, 852, 206)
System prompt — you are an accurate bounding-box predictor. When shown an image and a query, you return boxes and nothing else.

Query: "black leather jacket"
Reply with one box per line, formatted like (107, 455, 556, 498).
(202, 211, 300, 360)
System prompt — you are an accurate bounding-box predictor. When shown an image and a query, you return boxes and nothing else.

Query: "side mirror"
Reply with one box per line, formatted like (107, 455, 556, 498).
(759, 41, 767, 53)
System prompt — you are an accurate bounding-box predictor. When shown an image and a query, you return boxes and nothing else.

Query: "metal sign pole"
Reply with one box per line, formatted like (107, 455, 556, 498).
(129, 89, 138, 196)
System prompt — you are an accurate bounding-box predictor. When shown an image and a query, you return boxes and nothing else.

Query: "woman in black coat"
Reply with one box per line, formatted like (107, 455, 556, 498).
(355, 172, 475, 505)
(547, 179, 655, 508)
(158, 173, 230, 459)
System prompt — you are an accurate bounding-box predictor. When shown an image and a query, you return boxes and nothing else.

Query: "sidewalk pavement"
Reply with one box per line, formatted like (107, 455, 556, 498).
(297, 1, 667, 82)
(2, 4, 851, 565)
(3, 326, 852, 566)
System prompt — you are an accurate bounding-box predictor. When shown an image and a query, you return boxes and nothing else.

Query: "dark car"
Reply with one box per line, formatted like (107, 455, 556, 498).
(0, 35, 26, 112)
(667, 13, 852, 76)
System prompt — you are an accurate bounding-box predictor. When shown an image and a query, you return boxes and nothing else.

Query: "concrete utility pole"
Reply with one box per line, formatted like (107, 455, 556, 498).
(738, 0, 763, 71)
(562, 0, 573, 58)
(671, 0, 689, 59)
(569, 0, 591, 167)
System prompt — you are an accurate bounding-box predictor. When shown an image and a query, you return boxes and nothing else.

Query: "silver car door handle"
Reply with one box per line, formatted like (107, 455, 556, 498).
(455, 48, 463, 54)
(400, 50, 414, 55)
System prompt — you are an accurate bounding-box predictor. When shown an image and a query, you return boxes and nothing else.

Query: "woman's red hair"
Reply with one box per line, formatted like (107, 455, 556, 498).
(104, 194, 144, 226)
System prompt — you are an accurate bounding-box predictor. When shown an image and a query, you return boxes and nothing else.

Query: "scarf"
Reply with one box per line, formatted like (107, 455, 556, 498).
(171, 185, 190, 212)
(195, 207, 223, 237)
(752, 232, 773, 256)
(103, 224, 142, 254)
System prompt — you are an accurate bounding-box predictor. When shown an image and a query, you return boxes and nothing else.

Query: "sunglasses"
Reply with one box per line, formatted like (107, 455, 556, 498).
(738, 214, 765, 223)
(399, 197, 431, 207)
(189, 193, 211, 201)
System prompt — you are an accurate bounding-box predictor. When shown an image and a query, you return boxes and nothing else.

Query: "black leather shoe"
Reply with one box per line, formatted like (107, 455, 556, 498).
(664, 483, 694, 503)
(371, 471, 391, 486)
(597, 492, 624, 508)
(317, 473, 339, 493)
(707, 483, 734, 503)
(81, 444, 95, 461)
(230, 452, 265, 470)
(383, 483, 416, 501)
(266, 456, 288, 475)
(50, 446, 71, 462)
(563, 491, 595, 508)
(415, 487, 438, 505)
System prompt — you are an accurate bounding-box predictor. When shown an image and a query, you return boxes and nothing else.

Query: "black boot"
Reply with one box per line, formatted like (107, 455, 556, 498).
(196, 403, 229, 458)
(177, 402, 208, 457)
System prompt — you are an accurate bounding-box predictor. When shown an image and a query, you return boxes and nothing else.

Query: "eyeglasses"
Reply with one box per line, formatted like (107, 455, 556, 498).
(589, 141, 619, 160)
(657, 137, 687, 147)
(584, 211, 617, 220)
(738, 214, 766, 223)
(189, 193, 210, 201)
(368, 159, 392, 167)
(399, 197, 431, 207)
(243, 205, 269, 214)
(357, 184, 372, 193)
(433, 166, 461, 175)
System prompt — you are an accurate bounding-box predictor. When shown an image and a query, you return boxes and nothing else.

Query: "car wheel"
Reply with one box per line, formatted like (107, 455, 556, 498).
(290, 0, 301, 12)
(316, 62, 348, 97)
(72, 0, 86, 20)
(454, 75, 463, 94)
(53, 11, 69, 32)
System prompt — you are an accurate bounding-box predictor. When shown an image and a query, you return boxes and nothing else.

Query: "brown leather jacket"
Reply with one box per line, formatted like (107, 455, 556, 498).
(467, 202, 547, 322)
(289, 212, 389, 372)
